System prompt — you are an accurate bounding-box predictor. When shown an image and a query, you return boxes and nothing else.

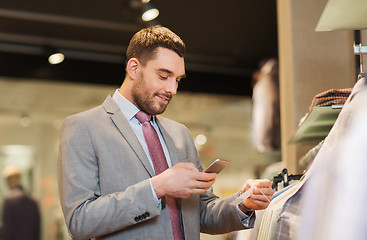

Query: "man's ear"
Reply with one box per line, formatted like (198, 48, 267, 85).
(126, 58, 139, 80)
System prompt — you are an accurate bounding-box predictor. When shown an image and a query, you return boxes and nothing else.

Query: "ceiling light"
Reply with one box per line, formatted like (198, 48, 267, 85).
(142, 0, 150, 3)
(48, 52, 65, 64)
(142, 7, 159, 22)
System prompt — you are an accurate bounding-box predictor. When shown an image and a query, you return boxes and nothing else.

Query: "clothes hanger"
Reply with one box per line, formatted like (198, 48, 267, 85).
(354, 42, 367, 77)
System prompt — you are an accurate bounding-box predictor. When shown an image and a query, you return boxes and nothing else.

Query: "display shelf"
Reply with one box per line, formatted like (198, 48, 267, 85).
(289, 105, 342, 144)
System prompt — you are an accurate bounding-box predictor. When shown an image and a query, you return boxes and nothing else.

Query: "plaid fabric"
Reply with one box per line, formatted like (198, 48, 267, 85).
(256, 181, 302, 240)
(273, 186, 304, 240)
(309, 88, 352, 110)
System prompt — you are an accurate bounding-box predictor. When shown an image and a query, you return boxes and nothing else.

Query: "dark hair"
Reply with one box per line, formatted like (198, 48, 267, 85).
(126, 26, 186, 66)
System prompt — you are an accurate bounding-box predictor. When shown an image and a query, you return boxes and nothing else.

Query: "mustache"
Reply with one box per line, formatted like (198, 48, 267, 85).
(156, 93, 172, 101)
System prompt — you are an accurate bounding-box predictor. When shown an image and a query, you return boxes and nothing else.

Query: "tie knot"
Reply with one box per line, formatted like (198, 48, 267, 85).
(136, 111, 151, 123)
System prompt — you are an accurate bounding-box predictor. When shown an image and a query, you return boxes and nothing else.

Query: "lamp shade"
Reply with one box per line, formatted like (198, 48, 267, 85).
(315, 0, 367, 32)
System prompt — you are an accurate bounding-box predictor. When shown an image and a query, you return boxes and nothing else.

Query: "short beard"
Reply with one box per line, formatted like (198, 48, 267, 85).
(131, 72, 170, 115)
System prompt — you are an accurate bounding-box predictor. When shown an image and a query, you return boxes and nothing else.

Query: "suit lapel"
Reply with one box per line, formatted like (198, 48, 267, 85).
(156, 117, 180, 166)
(102, 96, 155, 177)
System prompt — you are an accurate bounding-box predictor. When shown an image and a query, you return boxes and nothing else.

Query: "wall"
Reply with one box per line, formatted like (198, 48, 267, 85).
(277, 0, 355, 173)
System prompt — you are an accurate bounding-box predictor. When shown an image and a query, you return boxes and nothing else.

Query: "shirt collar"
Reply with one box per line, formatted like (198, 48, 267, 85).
(112, 89, 139, 121)
(112, 89, 156, 123)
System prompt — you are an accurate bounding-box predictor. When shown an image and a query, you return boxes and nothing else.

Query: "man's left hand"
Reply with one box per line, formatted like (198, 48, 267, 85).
(241, 179, 274, 211)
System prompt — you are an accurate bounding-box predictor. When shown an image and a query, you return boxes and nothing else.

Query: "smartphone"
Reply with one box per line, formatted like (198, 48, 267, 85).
(204, 159, 230, 174)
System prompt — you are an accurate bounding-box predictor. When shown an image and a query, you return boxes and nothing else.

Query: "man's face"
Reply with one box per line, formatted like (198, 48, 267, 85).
(131, 47, 185, 115)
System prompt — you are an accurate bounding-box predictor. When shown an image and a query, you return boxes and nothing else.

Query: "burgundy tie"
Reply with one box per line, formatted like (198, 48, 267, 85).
(136, 111, 184, 240)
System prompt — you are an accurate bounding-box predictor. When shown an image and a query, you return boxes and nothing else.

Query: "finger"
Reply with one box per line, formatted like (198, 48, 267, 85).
(249, 193, 272, 203)
(169, 188, 207, 199)
(243, 179, 256, 188)
(242, 179, 271, 189)
(252, 179, 273, 188)
(175, 180, 214, 198)
(192, 180, 215, 190)
(189, 188, 208, 195)
(244, 199, 270, 210)
(195, 172, 217, 182)
(253, 187, 275, 196)
(240, 179, 256, 193)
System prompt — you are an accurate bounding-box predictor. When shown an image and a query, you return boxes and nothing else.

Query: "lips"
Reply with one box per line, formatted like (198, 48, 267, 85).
(156, 94, 171, 104)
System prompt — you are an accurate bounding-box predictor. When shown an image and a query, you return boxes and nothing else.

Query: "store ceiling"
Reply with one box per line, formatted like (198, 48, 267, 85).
(0, 0, 278, 96)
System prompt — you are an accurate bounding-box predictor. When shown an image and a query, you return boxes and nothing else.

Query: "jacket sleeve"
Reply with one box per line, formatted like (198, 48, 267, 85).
(199, 188, 256, 234)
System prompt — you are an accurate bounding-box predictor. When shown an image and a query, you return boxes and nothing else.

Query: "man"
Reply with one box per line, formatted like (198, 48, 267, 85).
(2, 166, 40, 240)
(252, 58, 280, 153)
(58, 26, 274, 240)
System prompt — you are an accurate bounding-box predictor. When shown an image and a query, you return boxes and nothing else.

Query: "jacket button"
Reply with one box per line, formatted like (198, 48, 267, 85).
(143, 212, 150, 218)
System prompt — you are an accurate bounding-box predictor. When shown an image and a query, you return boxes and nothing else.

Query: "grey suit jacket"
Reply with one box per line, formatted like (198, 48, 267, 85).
(58, 95, 253, 240)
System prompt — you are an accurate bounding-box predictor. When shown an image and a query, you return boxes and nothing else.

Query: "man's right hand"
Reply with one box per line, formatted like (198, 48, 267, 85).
(151, 162, 217, 199)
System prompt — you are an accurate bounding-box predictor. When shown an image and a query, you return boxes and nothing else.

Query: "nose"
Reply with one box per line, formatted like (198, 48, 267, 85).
(164, 79, 178, 96)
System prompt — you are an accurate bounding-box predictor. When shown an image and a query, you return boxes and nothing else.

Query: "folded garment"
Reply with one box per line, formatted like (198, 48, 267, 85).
(309, 88, 352, 110)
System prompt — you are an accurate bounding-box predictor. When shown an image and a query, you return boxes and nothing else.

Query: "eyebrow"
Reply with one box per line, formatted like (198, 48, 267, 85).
(158, 68, 186, 79)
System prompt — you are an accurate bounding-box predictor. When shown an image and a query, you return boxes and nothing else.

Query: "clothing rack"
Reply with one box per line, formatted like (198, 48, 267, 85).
(354, 42, 367, 75)
(272, 168, 303, 191)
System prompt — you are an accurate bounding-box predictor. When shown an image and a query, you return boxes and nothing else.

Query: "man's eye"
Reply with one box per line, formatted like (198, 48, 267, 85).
(159, 75, 168, 80)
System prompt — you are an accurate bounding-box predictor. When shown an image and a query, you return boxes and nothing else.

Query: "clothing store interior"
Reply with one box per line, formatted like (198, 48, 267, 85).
(0, 0, 366, 239)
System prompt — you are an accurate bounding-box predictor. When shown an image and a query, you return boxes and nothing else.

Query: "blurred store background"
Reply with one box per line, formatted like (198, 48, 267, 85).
(1, 0, 357, 239)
